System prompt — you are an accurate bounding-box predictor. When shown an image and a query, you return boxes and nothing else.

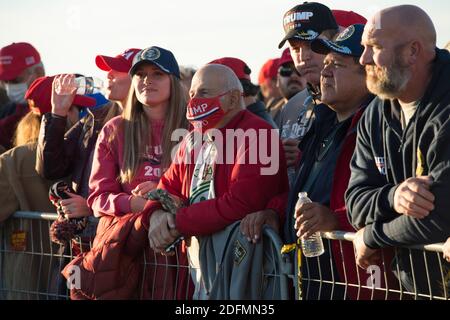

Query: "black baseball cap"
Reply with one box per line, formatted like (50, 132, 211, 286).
(311, 24, 365, 57)
(129, 46, 180, 79)
(278, 2, 338, 49)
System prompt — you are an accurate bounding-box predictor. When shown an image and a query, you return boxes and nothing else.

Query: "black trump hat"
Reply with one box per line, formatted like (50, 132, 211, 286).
(278, 2, 338, 49)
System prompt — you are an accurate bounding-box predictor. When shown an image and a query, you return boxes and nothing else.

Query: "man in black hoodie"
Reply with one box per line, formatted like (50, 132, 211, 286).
(346, 5, 450, 298)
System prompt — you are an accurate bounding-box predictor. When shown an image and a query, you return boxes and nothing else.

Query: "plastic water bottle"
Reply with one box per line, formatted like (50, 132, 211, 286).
(74, 77, 105, 95)
(54, 76, 106, 96)
(282, 121, 300, 187)
(295, 192, 324, 257)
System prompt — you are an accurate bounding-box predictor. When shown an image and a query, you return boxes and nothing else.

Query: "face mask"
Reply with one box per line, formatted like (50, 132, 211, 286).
(4, 82, 28, 104)
(186, 93, 228, 131)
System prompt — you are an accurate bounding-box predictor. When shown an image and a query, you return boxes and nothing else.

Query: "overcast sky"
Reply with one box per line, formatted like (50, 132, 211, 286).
(1, 0, 449, 83)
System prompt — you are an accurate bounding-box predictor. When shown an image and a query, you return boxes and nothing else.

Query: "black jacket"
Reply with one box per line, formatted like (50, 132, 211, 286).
(346, 48, 450, 249)
(284, 103, 339, 243)
(36, 103, 117, 198)
(246, 100, 278, 129)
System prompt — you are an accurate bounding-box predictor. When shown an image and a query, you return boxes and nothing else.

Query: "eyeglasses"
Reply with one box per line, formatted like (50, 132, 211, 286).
(278, 66, 300, 77)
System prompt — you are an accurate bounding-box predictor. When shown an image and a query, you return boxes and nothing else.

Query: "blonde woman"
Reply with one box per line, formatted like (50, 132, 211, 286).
(87, 46, 187, 217)
(61, 47, 190, 299)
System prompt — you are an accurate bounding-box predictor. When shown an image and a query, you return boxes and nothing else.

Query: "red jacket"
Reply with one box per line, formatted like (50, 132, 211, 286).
(142, 110, 289, 236)
(328, 105, 399, 299)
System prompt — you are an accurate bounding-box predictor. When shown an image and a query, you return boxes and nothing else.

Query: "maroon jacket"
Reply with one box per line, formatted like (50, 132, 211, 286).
(328, 105, 399, 300)
(62, 207, 192, 299)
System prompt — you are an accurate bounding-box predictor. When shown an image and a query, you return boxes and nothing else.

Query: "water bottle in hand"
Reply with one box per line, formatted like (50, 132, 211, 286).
(54, 75, 105, 96)
(295, 192, 324, 257)
(74, 76, 105, 95)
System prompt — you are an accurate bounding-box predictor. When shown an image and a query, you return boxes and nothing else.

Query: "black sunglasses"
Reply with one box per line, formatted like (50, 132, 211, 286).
(278, 66, 300, 77)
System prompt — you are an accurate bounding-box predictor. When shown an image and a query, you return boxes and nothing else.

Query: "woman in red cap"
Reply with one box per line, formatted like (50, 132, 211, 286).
(0, 75, 95, 299)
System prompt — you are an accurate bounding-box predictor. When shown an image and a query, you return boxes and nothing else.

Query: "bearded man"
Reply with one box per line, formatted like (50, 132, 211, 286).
(345, 5, 450, 298)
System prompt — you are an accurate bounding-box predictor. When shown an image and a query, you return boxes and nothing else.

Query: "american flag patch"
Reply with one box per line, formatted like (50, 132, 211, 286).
(375, 157, 386, 175)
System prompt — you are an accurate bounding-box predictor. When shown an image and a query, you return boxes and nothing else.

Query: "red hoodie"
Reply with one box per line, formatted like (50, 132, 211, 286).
(80, 115, 192, 299)
(87, 115, 164, 217)
(141, 110, 289, 235)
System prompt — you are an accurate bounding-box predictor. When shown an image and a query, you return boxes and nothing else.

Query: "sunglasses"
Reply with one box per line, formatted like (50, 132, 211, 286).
(278, 66, 301, 77)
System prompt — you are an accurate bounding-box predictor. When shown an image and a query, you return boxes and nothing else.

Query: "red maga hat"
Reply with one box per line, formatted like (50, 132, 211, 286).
(332, 10, 367, 28)
(209, 57, 252, 81)
(95, 48, 141, 73)
(0, 42, 41, 81)
(25, 76, 96, 115)
(258, 58, 280, 84)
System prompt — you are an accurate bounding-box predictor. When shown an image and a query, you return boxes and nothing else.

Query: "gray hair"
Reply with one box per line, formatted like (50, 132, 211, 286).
(27, 61, 45, 76)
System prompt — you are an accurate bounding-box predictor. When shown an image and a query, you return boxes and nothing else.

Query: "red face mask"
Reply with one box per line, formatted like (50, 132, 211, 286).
(186, 93, 227, 131)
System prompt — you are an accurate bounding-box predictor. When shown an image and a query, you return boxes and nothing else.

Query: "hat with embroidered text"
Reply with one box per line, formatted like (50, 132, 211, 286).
(0, 42, 41, 81)
(129, 46, 180, 79)
(96, 48, 141, 73)
(278, 2, 338, 48)
(311, 24, 365, 57)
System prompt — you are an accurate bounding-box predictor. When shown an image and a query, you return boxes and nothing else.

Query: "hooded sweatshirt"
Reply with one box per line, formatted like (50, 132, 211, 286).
(345, 49, 450, 297)
(87, 115, 164, 217)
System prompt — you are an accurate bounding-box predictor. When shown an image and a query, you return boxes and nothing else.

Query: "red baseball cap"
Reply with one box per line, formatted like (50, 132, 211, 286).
(279, 48, 294, 67)
(258, 58, 280, 84)
(332, 10, 367, 28)
(209, 57, 251, 81)
(0, 42, 41, 81)
(25, 76, 96, 116)
(95, 48, 141, 73)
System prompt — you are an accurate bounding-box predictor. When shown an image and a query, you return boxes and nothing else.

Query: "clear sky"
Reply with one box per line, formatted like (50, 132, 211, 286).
(1, 0, 449, 83)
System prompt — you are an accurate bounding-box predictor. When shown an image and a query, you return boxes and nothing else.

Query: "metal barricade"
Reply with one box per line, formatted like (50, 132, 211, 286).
(294, 231, 449, 300)
(1, 212, 448, 300)
(0, 212, 292, 300)
(0, 211, 69, 300)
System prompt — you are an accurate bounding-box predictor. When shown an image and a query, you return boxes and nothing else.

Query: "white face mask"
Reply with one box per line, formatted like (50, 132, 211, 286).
(4, 82, 28, 104)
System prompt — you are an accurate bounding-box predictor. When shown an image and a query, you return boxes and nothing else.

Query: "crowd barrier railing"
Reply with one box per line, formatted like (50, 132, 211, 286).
(1, 211, 448, 300)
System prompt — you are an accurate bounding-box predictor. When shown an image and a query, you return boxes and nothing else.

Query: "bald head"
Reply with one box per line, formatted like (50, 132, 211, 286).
(190, 64, 245, 113)
(192, 64, 243, 94)
(368, 5, 436, 53)
(360, 5, 437, 102)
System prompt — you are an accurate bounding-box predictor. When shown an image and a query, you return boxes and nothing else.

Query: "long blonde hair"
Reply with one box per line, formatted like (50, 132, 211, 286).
(13, 111, 42, 147)
(120, 75, 188, 183)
